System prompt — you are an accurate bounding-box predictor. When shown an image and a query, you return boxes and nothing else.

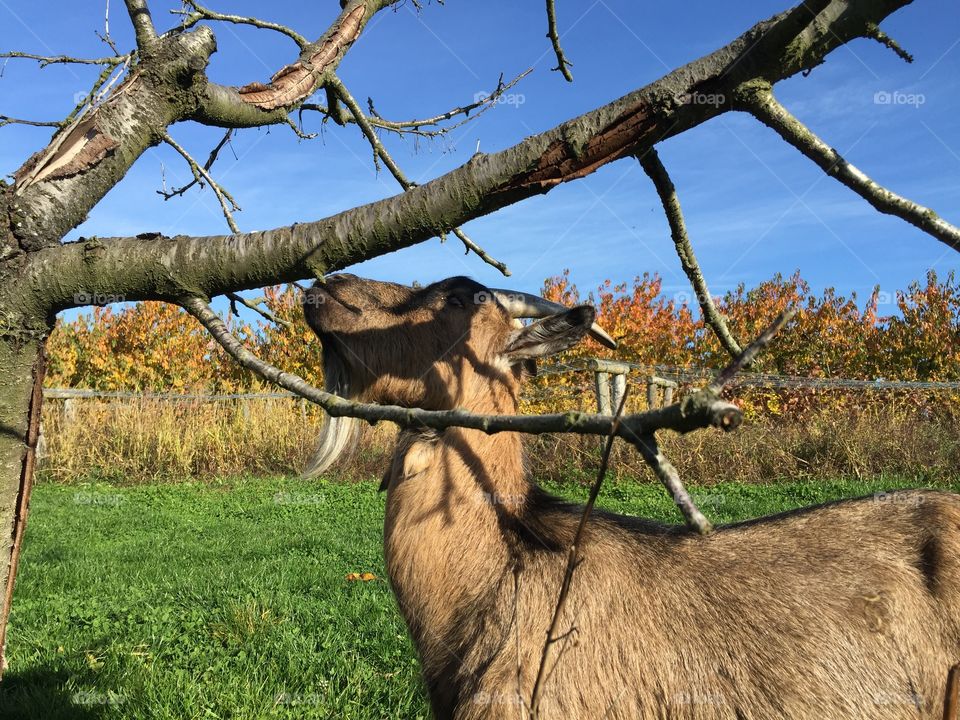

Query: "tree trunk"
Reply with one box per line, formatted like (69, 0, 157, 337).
(0, 336, 46, 674)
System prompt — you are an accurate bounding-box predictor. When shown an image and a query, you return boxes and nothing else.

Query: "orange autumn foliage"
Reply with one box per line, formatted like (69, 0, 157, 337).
(45, 273, 960, 419)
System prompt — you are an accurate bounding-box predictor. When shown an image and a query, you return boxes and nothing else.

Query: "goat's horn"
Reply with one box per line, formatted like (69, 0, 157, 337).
(490, 290, 617, 349)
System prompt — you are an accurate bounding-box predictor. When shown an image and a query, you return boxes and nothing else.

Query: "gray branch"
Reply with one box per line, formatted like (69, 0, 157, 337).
(544, 0, 573, 82)
(124, 0, 157, 50)
(637, 148, 743, 359)
(739, 81, 960, 254)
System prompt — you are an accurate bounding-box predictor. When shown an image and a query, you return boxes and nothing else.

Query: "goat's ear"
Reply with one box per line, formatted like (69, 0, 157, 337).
(504, 306, 595, 360)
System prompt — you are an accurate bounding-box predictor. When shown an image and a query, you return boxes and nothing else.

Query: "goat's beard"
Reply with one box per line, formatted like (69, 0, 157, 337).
(302, 348, 361, 478)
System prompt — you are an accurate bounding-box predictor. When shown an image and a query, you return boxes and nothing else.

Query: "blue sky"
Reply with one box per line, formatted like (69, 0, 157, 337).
(1, 0, 958, 316)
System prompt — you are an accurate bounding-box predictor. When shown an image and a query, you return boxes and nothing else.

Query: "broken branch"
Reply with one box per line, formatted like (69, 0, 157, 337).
(544, 0, 573, 82)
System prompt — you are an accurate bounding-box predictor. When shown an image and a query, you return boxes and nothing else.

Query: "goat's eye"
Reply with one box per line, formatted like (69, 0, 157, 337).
(446, 295, 465, 308)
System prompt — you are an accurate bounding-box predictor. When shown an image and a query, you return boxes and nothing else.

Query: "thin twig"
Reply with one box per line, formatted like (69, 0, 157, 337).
(708, 307, 796, 393)
(0, 51, 130, 67)
(170, 0, 309, 48)
(161, 132, 241, 233)
(226, 292, 290, 327)
(158, 129, 233, 200)
(544, 0, 573, 82)
(529, 390, 629, 716)
(637, 147, 742, 359)
(299, 70, 530, 140)
(945, 663, 960, 720)
(0, 116, 62, 129)
(740, 81, 960, 253)
(328, 74, 511, 276)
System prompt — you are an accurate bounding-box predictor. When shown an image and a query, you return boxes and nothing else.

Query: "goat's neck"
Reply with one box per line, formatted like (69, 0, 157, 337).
(383, 378, 528, 639)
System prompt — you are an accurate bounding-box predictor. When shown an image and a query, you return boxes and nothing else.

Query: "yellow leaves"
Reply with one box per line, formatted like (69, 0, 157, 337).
(346, 572, 377, 582)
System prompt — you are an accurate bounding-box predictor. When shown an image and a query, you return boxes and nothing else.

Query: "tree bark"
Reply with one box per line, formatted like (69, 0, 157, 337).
(0, 337, 47, 672)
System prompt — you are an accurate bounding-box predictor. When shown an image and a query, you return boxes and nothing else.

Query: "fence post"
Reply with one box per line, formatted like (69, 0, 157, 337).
(593, 371, 611, 415)
(662, 383, 675, 406)
(589, 359, 632, 414)
(645, 378, 657, 409)
(62, 398, 77, 429)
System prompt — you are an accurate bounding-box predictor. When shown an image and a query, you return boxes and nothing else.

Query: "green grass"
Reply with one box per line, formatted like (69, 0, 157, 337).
(2, 475, 957, 719)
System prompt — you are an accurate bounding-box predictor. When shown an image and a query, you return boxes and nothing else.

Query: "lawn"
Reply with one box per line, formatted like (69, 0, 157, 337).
(1, 475, 956, 719)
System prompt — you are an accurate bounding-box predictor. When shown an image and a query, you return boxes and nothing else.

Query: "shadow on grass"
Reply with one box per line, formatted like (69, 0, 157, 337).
(0, 667, 111, 720)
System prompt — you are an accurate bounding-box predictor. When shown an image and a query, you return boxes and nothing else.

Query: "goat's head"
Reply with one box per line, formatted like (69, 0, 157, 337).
(302, 274, 615, 475)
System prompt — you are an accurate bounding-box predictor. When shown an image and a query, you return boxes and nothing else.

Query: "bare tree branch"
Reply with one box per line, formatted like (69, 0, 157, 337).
(157, 128, 233, 200)
(170, 1, 309, 48)
(634, 433, 713, 534)
(225, 292, 290, 327)
(738, 81, 960, 253)
(637, 147, 742, 359)
(529, 391, 629, 718)
(864, 21, 913, 63)
(161, 132, 240, 233)
(124, 0, 158, 51)
(328, 74, 511, 275)
(544, 0, 573, 82)
(191, 0, 398, 128)
(0, 116, 62, 129)
(0, 51, 130, 68)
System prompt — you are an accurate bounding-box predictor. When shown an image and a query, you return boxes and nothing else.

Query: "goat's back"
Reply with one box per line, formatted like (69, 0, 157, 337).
(451, 490, 960, 720)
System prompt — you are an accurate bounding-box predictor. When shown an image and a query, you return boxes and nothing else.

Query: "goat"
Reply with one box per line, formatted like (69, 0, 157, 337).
(303, 273, 960, 720)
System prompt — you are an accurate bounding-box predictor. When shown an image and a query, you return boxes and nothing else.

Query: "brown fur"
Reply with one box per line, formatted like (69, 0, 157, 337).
(304, 274, 960, 719)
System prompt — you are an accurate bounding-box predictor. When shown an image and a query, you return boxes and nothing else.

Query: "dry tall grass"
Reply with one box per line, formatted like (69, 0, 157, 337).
(36, 390, 960, 485)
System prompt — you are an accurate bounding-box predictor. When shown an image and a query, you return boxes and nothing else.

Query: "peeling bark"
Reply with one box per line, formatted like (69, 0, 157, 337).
(236, 5, 366, 110)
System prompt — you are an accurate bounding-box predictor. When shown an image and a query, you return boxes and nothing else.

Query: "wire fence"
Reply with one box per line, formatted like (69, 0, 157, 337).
(40, 360, 960, 403)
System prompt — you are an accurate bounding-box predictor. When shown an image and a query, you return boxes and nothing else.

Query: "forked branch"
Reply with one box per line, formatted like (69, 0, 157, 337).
(161, 132, 241, 233)
(327, 74, 511, 276)
(739, 81, 960, 253)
